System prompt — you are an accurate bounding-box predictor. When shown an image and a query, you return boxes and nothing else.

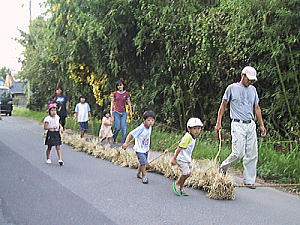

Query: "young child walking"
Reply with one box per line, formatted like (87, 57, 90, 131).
(75, 96, 91, 138)
(44, 104, 64, 165)
(48, 95, 57, 106)
(99, 109, 114, 143)
(122, 111, 156, 184)
(48, 95, 61, 111)
(171, 117, 203, 196)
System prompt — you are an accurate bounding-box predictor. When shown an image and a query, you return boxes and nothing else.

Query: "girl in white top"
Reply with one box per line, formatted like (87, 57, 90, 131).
(171, 118, 203, 196)
(44, 104, 64, 165)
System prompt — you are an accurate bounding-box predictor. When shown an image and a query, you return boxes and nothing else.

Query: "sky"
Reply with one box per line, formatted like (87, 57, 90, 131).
(0, 0, 46, 73)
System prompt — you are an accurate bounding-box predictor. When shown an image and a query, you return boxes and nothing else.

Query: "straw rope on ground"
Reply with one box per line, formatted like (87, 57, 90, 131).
(61, 131, 236, 200)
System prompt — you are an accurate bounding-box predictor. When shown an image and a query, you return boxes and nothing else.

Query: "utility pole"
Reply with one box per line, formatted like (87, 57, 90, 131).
(27, 0, 32, 105)
(29, 0, 32, 23)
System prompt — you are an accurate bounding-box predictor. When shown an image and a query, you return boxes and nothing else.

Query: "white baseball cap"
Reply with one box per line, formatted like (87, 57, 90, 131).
(242, 66, 257, 81)
(187, 117, 203, 128)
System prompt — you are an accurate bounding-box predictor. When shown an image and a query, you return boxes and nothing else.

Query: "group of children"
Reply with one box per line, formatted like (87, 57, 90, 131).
(44, 94, 203, 196)
(43, 95, 114, 165)
(123, 113, 203, 196)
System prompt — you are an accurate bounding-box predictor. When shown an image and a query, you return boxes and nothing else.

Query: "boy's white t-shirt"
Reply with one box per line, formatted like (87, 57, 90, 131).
(129, 123, 152, 153)
(44, 115, 60, 131)
(176, 132, 196, 163)
(75, 103, 91, 122)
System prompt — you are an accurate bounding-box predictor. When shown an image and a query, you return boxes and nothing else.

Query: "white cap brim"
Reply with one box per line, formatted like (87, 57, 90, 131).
(242, 66, 257, 81)
(245, 74, 257, 81)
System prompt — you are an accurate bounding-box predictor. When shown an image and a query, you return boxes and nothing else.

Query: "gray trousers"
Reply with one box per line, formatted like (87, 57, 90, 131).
(220, 120, 258, 184)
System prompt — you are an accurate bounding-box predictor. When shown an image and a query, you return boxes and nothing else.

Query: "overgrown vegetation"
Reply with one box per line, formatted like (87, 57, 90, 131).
(0, 66, 11, 80)
(18, 0, 299, 139)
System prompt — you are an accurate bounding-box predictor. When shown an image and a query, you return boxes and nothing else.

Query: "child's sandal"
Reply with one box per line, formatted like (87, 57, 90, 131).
(142, 176, 148, 184)
(180, 190, 189, 196)
(172, 181, 181, 196)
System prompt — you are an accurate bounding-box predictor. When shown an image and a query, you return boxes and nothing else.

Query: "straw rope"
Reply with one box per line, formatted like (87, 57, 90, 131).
(236, 183, 300, 188)
(214, 130, 222, 162)
(148, 142, 178, 165)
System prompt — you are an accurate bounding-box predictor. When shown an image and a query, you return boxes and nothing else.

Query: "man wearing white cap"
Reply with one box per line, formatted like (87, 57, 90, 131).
(215, 66, 267, 189)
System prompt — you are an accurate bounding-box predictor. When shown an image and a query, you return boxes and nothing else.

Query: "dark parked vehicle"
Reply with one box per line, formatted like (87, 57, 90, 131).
(0, 86, 13, 116)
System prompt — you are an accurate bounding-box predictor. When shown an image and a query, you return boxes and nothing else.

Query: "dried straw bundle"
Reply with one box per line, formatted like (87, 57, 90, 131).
(207, 175, 235, 200)
(61, 132, 75, 145)
(62, 134, 139, 168)
(148, 154, 235, 200)
(94, 145, 121, 162)
(62, 133, 235, 200)
(93, 144, 113, 159)
(149, 154, 180, 179)
(189, 159, 235, 200)
(84, 139, 98, 155)
(72, 136, 87, 152)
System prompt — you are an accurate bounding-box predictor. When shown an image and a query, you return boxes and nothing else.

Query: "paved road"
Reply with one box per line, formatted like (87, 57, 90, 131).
(0, 116, 299, 225)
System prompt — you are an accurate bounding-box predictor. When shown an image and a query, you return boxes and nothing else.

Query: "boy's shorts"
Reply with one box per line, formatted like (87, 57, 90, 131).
(79, 121, 88, 130)
(177, 160, 192, 175)
(136, 152, 149, 165)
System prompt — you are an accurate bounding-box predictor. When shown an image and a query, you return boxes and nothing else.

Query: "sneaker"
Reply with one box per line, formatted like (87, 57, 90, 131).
(137, 172, 142, 179)
(46, 159, 52, 164)
(219, 167, 227, 176)
(58, 160, 64, 166)
(142, 176, 148, 184)
(180, 190, 190, 196)
(172, 181, 181, 196)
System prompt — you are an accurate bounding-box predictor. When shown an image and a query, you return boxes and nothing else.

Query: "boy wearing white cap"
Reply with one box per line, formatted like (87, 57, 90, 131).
(215, 66, 266, 189)
(171, 117, 203, 196)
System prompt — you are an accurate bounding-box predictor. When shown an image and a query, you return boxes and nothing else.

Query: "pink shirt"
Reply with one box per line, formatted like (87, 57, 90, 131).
(113, 91, 130, 112)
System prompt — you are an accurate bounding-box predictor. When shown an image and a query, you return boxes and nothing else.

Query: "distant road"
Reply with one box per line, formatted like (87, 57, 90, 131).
(0, 116, 299, 225)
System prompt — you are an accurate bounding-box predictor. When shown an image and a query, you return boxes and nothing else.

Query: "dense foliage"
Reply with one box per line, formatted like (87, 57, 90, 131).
(0, 67, 11, 80)
(19, 0, 299, 138)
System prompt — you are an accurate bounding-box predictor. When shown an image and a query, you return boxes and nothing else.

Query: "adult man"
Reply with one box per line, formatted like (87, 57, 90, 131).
(215, 66, 267, 189)
(55, 87, 69, 130)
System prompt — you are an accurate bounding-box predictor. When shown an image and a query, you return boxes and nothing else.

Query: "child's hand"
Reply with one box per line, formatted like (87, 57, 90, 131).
(170, 157, 177, 166)
(122, 142, 128, 150)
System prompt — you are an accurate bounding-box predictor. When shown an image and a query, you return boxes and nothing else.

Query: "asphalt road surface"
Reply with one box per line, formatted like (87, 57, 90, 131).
(0, 116, 299, 225)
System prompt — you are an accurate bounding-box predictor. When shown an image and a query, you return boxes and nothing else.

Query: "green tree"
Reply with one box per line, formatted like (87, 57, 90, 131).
(0, 67, 11, 80)
(18, 0, 299, 137)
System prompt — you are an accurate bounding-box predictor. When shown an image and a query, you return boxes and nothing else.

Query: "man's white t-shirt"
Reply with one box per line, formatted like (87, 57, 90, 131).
(75, 103, 91, 122)
(129, 123, 152, 153)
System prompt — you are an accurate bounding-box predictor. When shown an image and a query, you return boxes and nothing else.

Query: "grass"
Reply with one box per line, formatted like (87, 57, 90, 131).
(13, 106, 300, 188)
(13, 106, 46, 123)
(257, 140, 300, 184)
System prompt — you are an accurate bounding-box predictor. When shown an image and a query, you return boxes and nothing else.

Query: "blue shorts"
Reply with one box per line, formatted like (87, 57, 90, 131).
(79, 121, 88, 130)
(136, 152, 149, 165)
